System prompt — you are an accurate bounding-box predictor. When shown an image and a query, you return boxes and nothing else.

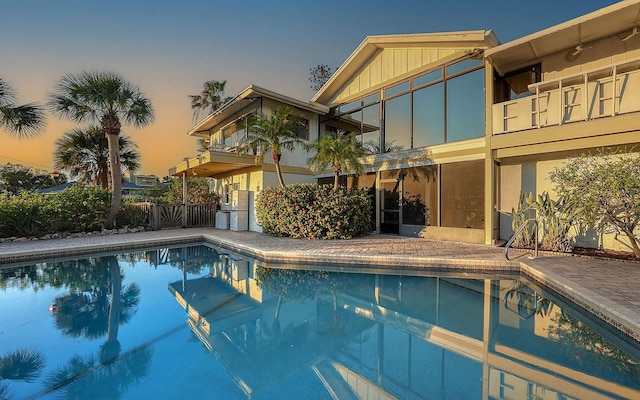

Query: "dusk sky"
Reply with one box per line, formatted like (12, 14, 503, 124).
(1, 0, 617, 178)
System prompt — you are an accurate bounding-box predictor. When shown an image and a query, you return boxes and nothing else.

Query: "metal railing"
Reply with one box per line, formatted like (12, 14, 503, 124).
(504, 219, 538, 261)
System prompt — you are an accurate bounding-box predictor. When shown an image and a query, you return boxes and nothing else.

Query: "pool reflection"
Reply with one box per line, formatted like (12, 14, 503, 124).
(168, 248, 640, 400)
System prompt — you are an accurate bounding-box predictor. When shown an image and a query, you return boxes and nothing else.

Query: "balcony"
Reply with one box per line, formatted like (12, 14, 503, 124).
(492, 58, 640, 135)
(169, 147, 257, 178)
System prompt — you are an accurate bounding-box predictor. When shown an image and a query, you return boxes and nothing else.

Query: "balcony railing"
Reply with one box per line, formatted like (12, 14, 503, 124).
(492, 58, 640, 135)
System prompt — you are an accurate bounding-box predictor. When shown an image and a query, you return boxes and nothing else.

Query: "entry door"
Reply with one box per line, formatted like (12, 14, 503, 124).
(380, 180, 400, 234)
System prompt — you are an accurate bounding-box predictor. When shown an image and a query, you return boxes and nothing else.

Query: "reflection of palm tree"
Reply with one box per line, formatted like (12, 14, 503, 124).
(44, 346, 153, 400)
(45, 255, 148, 398)
(364, 140, 403, 154)
(0, 347, 45, 400)
(503, 281, 554, 319)
(51, 256, 140, 360)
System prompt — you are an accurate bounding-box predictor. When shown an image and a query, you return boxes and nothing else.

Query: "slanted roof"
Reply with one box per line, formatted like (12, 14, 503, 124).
(312, 30, 500, 105)
(486, 0, 640, 74)
(188, 84, 329, 137)
(39, 181, 76, 194)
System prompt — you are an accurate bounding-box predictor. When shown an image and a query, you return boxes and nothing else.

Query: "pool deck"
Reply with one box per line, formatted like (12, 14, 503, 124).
(1, 227, 639, 343)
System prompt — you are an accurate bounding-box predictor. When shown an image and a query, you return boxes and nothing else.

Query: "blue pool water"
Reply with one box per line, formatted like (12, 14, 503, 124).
(1, 244, 639, 399)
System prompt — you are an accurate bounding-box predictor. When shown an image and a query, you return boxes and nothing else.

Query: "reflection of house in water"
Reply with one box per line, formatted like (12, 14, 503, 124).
(168, 251, 640, 399)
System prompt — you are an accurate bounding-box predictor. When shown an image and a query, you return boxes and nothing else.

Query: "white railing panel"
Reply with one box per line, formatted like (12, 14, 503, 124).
(492, 67, 640, 135)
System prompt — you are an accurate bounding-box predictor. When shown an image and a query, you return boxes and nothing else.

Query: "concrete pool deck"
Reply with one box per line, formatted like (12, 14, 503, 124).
(1, 227, 639, 342)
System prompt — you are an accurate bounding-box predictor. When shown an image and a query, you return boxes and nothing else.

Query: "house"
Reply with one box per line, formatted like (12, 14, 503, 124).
(169, 84, 327, 231)
(170, 0, 640, 252)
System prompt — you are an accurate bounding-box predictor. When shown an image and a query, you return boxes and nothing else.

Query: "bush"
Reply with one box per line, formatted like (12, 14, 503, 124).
(256, 183, 371, 239)
(43, 186, 111, 233)
(550, 149, 640, 258)
(116, 202, 150, 228)
(0, 192, 47, 237)
(511, 191, 575, 253)
(0, 186, 113, 238)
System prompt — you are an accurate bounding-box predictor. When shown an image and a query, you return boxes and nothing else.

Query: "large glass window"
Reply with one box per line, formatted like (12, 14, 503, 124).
(413, 69, 442, 88)
(446, 69, 485, 142)
(384, 93, 411, 152)
(413, 83, 444, 147)
(440, 160, 484, 229)
(361, 104, 380, 154)
(385, 81, 410, 98)
(331, 56, 484, 155)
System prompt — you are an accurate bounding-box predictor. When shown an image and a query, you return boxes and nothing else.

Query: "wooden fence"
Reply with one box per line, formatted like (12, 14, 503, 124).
(131, 203, 217, 230)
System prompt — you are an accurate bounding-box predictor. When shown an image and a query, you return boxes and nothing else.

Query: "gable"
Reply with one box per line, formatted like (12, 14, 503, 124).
(313, 30, 499, 106)
(332, 47, 467, 105)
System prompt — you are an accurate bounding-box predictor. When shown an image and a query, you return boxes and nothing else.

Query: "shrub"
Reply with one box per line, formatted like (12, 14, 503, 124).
(0, 192, 47, 237)
(43, 186, 111, 233)
(511, 192, 537, 249)
(550, 149, 640, 258)
(256, 183, 371, 239)
(0, 188, 109, 238)
(116, 202, 150, 228)
(511, 191, 575, 252)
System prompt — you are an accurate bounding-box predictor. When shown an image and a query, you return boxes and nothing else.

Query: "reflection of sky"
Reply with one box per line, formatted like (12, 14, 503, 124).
(447, 69, 485, 142)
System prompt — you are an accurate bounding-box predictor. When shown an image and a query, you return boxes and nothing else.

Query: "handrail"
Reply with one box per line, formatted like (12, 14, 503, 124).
(526, 55, 640, 93)
(504, 219, 539, 261)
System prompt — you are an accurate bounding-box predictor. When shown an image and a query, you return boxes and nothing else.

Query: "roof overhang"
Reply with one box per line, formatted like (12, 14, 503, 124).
(188, 84, 329, 137)
(312, 30, 500, 104)
(486, 0, 640, 75)
(170, 150, 258, 178)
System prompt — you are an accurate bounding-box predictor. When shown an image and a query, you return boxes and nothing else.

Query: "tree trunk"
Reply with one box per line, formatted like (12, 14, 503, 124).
(106, 132, 122, 227)
(333, 164, 341, 191)
(102, 112, 122, 228)
(623, 229, 640, 258)
(272, 150, 285, 187)
(101, 256, 122, 363)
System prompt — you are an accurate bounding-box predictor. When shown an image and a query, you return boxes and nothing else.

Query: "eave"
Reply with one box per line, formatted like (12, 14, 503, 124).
(188, 84, 329, 137)
(169, 150, 258, 178)
(486, 0, 640, 75)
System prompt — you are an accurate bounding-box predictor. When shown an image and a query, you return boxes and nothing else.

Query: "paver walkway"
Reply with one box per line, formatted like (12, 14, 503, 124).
(1, 227, 639, 342)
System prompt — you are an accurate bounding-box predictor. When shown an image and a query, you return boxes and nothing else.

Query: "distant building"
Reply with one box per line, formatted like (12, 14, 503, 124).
(124, 172, 160, 187)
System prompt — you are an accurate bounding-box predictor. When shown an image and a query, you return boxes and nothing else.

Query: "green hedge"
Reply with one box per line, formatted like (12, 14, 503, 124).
(256, 183, 371, 239)
(0, 187, 146, 238)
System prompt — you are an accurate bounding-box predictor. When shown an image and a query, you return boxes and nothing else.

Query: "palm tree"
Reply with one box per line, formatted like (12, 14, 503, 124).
(54, 126, 140, 189)
(306, 130, 366, 190)
(48, 71, 154, 227)
(0, 78, 45, 137)
(238, 106, 304, 187)
(189, 80, 232, 121)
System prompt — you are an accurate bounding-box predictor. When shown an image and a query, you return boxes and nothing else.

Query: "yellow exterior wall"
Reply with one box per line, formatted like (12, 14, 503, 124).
(498, 152, 640, 252)
(542, 36, 640, 81)
(332, 47, 465, 103)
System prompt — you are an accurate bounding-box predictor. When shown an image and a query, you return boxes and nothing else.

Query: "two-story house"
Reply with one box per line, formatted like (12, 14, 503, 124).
(171, 0, 640, 253)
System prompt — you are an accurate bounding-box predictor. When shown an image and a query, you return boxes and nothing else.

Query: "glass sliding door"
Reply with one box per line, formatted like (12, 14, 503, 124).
(380, 172, 401, 234)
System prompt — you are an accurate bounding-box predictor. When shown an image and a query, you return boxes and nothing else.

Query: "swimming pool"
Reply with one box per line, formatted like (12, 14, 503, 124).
(1, 243, 639, 399)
